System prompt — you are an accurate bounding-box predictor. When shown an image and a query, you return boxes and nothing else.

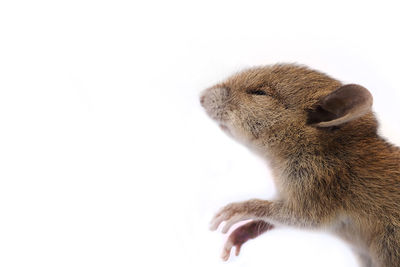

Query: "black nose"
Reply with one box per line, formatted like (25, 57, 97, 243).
(200, 94, 206, 106)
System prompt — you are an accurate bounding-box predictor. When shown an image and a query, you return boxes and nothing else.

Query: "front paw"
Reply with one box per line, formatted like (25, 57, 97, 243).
(221, 220, 274, 261)
(210, 200, 261, 234)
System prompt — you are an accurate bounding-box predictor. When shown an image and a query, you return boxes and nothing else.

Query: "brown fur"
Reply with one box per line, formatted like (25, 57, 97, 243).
(200, 64, 400, 266)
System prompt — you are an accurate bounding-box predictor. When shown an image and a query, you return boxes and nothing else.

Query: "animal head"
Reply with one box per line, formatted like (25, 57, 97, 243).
(200, 64, 375, 155)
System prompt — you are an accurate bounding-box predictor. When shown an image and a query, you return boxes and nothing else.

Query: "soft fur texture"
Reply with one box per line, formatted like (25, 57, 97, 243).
(200, 64, 400, 266)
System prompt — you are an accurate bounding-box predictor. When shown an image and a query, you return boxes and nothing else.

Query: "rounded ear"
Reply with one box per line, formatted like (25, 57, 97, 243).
(307, 84, 373, 127)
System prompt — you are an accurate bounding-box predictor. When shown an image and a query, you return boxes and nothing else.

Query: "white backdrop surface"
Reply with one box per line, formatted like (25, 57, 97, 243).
(0, 1, 400, 267)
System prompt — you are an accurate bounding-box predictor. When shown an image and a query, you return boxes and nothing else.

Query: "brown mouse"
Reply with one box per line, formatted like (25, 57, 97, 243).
(200, 64, 400, 266)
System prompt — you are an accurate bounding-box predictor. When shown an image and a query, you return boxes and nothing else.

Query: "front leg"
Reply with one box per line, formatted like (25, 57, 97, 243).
(210, 199, 326, 234)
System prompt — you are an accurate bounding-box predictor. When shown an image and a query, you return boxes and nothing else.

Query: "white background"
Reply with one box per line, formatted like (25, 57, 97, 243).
(0, 1, 399, 267)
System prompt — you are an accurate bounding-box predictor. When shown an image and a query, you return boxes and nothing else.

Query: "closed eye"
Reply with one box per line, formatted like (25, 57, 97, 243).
(246, 89, 269, 96)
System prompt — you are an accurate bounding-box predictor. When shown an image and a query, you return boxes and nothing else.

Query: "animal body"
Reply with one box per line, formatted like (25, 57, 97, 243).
(200, 64, 400, 267)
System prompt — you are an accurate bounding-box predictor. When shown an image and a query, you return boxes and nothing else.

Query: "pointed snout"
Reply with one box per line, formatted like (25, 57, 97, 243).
(200, 86, 231, 108)
(200, 86, 231, 122)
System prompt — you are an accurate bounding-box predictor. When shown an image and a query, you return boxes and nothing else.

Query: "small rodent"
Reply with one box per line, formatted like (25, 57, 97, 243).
(200, 64, 400, 267)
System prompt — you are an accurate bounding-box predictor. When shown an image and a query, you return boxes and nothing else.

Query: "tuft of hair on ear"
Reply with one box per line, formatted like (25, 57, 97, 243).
(307, 84, 373, 128)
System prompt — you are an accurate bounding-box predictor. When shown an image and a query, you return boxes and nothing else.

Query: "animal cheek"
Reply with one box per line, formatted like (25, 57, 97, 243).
(243, 118, 265, 139)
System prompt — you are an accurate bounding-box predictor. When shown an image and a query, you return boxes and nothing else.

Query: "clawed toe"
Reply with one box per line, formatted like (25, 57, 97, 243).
(221, 240, 233, 261)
